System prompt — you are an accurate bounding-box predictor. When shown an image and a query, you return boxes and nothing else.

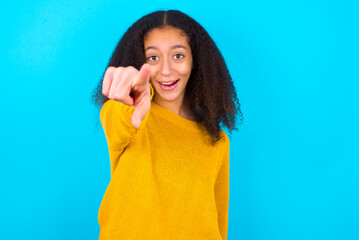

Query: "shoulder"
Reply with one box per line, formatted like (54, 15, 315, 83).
(219, 129, 230, 147)
(211, 129, 230, 154)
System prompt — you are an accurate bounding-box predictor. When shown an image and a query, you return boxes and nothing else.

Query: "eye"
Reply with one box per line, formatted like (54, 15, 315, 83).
(173, 53, 184, 60)
(147, 55, 159, 62)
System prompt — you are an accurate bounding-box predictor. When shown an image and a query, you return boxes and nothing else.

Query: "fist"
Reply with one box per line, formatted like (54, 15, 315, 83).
(102, 64, 152, 129)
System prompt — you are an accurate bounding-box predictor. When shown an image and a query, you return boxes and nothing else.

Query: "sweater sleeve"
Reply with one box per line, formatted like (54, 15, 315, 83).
(100, 100, 150, 173)
(214, 135, 230, 240)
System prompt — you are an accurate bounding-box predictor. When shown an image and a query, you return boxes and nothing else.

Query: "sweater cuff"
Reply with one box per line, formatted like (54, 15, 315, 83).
(149, 82, 154, 100)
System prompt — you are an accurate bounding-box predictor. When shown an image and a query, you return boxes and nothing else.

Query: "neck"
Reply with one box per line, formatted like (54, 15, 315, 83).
(153, 95, 194, 121)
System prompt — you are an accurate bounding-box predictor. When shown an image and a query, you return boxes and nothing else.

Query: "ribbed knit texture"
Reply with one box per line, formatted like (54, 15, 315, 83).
(99, 99, 230, 240)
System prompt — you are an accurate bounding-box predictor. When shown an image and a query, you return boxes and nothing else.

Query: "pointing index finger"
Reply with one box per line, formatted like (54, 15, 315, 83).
(132, 64, 151, 87)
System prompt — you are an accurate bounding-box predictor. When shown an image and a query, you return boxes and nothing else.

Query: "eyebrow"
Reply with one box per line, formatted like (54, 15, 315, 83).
(145, 44, 187, 51)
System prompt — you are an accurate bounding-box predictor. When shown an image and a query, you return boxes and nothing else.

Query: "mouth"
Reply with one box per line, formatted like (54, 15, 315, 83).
(157, 79, 180, 91)
(159, 80, 179, 87)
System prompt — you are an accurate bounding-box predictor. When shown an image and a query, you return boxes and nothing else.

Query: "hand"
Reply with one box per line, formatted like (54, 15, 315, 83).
(102, 64, 152, 128)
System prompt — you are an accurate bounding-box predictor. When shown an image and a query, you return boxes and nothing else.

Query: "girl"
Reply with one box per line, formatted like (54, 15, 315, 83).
(92, 10, 243, 240)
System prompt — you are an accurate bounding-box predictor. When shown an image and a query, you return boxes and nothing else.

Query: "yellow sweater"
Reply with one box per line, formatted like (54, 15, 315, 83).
(98, 99, 230, 240)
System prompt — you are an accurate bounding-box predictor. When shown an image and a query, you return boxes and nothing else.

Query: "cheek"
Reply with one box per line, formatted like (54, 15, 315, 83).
(178, 63, 192, 77)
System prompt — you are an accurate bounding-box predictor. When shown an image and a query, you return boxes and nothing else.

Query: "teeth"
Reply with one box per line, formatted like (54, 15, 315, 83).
(160, 81, 176, 86)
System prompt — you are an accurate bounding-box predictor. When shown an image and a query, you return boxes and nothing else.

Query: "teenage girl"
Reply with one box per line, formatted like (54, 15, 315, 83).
(92, 10, 243, 240)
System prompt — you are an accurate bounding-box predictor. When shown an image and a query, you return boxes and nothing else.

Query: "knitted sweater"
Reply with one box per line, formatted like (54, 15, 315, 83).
(98, 99, 230, 240)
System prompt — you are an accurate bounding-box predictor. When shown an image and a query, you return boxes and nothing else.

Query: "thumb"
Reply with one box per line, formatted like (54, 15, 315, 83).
(131, 97, 151, 128)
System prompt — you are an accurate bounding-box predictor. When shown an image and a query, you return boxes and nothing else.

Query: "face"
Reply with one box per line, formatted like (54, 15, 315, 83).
(144, 26, 193, 106)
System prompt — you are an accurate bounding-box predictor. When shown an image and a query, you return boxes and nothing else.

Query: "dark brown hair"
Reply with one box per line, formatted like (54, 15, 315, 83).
(92, 10, 243, 144)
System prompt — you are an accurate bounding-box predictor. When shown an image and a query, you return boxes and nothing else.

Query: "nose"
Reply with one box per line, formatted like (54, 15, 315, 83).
(160, 57, 172, 76)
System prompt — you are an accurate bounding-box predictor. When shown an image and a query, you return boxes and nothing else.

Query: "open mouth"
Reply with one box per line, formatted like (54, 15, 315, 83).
(159, 80, 179, 87)
(157, 79, 180, 91)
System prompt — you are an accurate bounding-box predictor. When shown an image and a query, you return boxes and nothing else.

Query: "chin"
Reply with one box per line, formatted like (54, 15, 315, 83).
(154, 90, 185, 103)
(158, 94, 180, 103)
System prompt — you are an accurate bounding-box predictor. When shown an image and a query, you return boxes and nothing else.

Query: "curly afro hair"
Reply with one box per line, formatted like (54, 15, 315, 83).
(92, 10, 243, 144)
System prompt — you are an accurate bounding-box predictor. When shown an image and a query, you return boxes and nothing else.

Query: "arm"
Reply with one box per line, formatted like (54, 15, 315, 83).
(100, 99, 151, 174)
(214, 137, 230, 240)
(100, 99, 150, 149)
(100, 64, 152, 174)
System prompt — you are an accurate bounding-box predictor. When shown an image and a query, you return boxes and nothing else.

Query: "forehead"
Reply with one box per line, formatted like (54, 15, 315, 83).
(144, 26, 190, 47)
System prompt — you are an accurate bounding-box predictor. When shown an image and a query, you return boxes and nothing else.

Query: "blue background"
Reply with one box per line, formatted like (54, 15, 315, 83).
(1, 0, 358, 239)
